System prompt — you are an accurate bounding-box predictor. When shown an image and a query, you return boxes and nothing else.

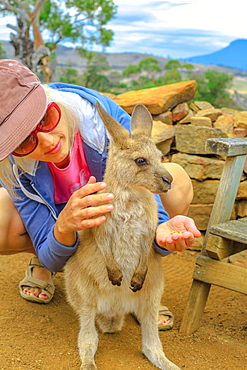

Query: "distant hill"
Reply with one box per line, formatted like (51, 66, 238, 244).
(0, 41, 169, 71)
(183, 39, 247, 71)
(1, 39, 246, 76)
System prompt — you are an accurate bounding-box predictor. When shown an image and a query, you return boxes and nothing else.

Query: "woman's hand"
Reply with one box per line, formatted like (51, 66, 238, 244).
(54, 176, 114, 246)
(156, 215, 201, 252)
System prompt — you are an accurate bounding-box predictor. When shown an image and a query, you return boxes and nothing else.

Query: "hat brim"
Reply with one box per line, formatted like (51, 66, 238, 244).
(0, 84, 47, 160)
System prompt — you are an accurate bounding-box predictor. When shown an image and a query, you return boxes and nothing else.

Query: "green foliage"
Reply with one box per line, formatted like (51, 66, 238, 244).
(122, 64, 141, 77)
(139, 57, 161, 71)
(122, 57, 162, 87)
(183, 63, 194, 71)
(139, 57, 161, 83)
(182, 63, 194, 78)
(164, 59, 181, 70)
(39, 1, 80, 50)
(81, 53, 111, 91)
(156, 69, 182, 85)
(39, 0, 117, 50)
(0, 42, 6, 58)
(0, 0, 117, 54)
(59, 67, 80, 84)
(195, 69, 234, 107)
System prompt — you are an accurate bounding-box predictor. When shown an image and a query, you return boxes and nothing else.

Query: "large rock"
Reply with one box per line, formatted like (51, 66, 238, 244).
(171, 102, 189, 122)
(188, 204, 214, 230)
(236, 200, 247, 217)
(192, 101, 214, 110)
(112, 80, 197, 114)
(177, 110, 194, 124)
(195, 108, 223, 122)
(175, 125, 227, 154)
(152, 121, 175, 155)
(152, 121, 175, 142)
(153, 111, 173, 125)
(188, 203, 236, 230)
(190, 116, 212, 127)
(213, 114, 234, 135)
(237, 180, 247, 199)
(192, 179, 220, 204)
(172, 152, 224, 181)
(233, 111, 247, 129)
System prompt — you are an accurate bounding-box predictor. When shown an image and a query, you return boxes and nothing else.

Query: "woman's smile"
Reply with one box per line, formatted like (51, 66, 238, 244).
(46, 140, 62, 155)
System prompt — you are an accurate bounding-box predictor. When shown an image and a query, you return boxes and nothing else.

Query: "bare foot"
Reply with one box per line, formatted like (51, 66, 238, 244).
(158, 305, 174, 330)
(158, 314, 172, 326)
(23, 264, 53, 301)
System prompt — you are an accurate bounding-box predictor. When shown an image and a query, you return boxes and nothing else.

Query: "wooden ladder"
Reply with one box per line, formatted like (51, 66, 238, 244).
(180, 137, 247, 335)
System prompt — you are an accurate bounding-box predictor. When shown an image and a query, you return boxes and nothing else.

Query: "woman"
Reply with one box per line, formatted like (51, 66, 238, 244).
(0, 59, 200, 329)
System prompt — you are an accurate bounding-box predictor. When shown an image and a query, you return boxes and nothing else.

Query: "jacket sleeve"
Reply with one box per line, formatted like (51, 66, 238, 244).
(8, 167, 79, 272)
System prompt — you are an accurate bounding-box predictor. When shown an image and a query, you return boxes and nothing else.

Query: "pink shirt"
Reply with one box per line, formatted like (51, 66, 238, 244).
(48, 132, 91, 204)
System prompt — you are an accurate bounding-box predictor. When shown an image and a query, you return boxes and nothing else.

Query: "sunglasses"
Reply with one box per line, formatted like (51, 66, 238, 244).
(12, 102, 61, 157)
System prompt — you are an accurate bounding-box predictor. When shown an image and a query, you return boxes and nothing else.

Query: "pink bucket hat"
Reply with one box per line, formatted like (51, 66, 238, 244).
(0, 59, 47, 160)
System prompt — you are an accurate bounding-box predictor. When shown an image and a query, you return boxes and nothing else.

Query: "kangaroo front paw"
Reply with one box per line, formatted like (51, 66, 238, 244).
(130, 273, 145, 292)
(107, 269, 123, 286)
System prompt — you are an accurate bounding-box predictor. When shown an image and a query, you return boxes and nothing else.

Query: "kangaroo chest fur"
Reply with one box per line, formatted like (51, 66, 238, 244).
(97, 188, 157, 271)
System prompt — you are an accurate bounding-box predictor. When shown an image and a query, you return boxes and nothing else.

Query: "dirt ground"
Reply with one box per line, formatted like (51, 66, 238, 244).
(1, 251, 246, 370)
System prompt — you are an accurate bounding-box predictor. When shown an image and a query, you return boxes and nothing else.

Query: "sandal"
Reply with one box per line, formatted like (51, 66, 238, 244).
(158, 305, 174, 331)
(19, 257, 55, 304)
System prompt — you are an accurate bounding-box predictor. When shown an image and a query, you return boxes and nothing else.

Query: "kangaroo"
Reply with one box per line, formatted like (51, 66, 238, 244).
(64, 102, 181, 370)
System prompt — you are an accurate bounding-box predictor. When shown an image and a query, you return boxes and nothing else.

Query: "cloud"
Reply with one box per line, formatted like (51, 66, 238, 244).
(107, 24, 233, 58)
(107, 0, 247, 58)
(0, 0, 246, 59)
(0, 16, 14, 39)
(112, 1, 187, 24)
(113, 9, 156, 23)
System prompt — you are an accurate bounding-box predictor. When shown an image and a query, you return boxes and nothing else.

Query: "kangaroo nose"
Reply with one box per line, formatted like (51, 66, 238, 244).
(162, 176, 172, 188)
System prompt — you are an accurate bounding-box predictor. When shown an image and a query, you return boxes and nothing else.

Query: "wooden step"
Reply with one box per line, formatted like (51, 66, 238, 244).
(193, 255, 247, 294)
(209, 218, 247, 244)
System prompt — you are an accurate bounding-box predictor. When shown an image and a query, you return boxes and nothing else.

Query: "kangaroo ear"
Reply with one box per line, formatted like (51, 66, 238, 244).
(130, 104, 153, 137)
(96, 102, 129, 147)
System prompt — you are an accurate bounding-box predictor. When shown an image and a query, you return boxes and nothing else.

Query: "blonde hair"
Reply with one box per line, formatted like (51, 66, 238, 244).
(0, 85, 83, 194)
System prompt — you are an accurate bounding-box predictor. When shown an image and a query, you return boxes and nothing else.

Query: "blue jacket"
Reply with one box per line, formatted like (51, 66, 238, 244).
(3, 83, 170, 272)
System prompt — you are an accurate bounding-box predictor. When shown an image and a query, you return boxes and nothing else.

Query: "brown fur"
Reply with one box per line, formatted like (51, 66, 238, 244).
(64, 103, 180, 370)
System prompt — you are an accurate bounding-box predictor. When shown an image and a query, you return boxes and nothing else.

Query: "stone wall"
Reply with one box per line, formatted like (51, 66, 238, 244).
(107, 81, 247, 249)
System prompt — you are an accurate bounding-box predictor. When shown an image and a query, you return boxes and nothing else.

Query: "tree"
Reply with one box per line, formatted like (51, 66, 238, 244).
(0, 0, 52, 80)
(156, 69, 181, 85)
(122, 57, 162, 89)
(195, 69, 233, 107)
(122, 64, 141, 78)
(182, 63, 194, 78)
(139, 57, 161, 83)
(156, 59, 182, 85)
(164, 59, 181, 70)
(59, 67, 80, 84)
(81, 53, 111, 91)
(0, 0, 117, 82)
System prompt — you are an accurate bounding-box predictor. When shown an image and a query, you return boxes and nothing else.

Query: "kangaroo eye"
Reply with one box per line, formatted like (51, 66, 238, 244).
(135, 157, 147, 166)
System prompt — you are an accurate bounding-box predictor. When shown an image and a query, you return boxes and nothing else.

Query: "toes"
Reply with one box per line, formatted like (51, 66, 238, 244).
(22, 286, 48, 300)
(38, 292, 49, 300)
(158, 315, 171, 326)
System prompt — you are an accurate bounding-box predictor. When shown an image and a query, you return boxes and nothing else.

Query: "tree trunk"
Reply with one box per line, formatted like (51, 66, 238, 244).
(8, 14, 34, 70)
(31, 16, 51, 83)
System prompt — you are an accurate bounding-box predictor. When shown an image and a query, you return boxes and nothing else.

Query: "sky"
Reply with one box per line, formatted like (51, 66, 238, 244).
(0, 0, 246, 59)
(107, 0, 247, 58)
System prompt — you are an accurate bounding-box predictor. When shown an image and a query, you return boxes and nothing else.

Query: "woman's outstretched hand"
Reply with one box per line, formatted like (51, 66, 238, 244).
(156, 215, 201, 252)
